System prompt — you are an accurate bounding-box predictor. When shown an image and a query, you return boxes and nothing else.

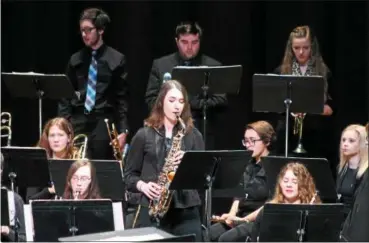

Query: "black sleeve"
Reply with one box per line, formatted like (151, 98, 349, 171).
(28, 187, 54, 200)
(57, 61, 74, 120)
(124, 128, 146, 193)
(114, 56, 129, 133)
(145, 60, 161, 110)
(6, 193, 26, 242)
(191, 128, 205, 150)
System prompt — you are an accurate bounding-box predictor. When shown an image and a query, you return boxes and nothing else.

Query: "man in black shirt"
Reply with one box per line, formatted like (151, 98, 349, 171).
(58, 8, 129, 160)
(145, 21, 227, 150)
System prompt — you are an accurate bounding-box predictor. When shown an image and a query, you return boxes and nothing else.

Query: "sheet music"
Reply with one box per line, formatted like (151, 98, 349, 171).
(175, 65, 241, 69)
(113, 202, 124, 230)
(96, 233, 165, 241)
(7, 190, 15, 226)
(24, 204, 34, 242)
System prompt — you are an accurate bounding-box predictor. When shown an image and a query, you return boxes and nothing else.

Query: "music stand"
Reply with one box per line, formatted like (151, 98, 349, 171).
(49, 159, 125, 201)
(258, 203, 345, 242)
(172, 65, 242, 148)
(31, 199, 114, 242)
(261, 156, 338, 202)
(169, 150, 252, 241)
(1, 72, 77, 138)
(1, 147, 50, 190)
(252, 74, 325, 157)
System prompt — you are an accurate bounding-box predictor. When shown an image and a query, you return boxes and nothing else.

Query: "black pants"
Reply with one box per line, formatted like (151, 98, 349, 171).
(209, 222, 253, 242)
(71, 114, 114, 160)
(133, 205, 203, 242)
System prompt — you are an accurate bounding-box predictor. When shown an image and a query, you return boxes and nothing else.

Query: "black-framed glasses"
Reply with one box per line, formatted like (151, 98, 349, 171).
(80, 27, 96, 34)
(242, 138, 262, 146)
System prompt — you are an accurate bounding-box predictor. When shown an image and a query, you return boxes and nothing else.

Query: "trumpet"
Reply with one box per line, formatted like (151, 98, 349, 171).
(292, 112, 307, 154)
(72, 134, 88, 159)
(104, 119, 123, 167)
(1, 112, 12, 146)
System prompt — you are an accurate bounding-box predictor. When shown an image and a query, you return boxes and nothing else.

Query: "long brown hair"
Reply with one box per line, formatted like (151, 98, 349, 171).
(62, 160, 101, 199)
(144, 80, 194, 132)
(271, 162, 321, 204)
(280, 25, 328, 79)
(37, 117, 75, 159)
(339, 124, 368, 178)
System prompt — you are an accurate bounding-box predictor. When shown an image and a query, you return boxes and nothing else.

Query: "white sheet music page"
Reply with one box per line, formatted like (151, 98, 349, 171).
(96, 233, 165, 241)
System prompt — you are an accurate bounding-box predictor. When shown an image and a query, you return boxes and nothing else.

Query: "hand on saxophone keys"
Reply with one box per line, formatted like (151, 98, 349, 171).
(172, 150, 185, 165)
(137, 181, 161, 200)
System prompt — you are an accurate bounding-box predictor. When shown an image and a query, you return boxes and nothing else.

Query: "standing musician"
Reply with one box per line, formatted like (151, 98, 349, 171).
(145, 21, 226, 150)
(209, 121, 276, 242)
(215, 162, 321, 242)
(273, 25, 335, 164)
(58, 7, 129, 160)
(125, 80, 204, 241)
(1, 153, 26, 242)
(336, 124, 368, 219)
(62, 160, 101, 200)
(25, 118, 76, 201)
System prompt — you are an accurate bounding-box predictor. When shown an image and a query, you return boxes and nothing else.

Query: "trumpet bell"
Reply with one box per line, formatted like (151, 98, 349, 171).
(293, 143, 307, 154)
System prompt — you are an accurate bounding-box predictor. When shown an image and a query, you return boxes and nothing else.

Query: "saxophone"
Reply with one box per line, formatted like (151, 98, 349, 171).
(148, 114, 186, 219)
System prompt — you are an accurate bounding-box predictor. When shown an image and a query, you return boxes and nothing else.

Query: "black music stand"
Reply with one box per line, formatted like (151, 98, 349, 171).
(1, 147, 50, 242)
(172, 65, 242, 148)
(49, 159, 125, 201)
(258, 203, 345, 242)
(1, 72, 77, 138)
(1, 147, 50, 190)
(252, 74, 325, 157)
(169, 150, 252, 241)
(261, 156, 338, 202)
(31, 199, 114, 242)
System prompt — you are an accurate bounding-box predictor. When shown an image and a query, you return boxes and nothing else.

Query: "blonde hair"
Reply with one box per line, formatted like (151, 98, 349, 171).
(339, 124, 368, 178)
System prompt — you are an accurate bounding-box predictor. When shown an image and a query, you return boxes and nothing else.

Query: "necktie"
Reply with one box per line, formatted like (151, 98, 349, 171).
(84, 51, 97, 112)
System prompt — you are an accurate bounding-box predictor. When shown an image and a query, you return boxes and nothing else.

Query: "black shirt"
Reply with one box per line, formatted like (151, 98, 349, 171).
(236, 158, 269, 216)
(1, 189, 26, 242)
(58, 44, 129, 133)
(124, 125, 204, 209)
(337, 166, 360, 212)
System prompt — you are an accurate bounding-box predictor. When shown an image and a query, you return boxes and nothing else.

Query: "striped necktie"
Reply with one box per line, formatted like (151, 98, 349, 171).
(84, 50, 97, 112)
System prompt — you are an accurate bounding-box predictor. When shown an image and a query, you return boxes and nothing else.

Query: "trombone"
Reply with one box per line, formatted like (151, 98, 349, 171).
(72, 134, 88, 159)
(1, 112, 12, 146)
(292, 112, 307, 154)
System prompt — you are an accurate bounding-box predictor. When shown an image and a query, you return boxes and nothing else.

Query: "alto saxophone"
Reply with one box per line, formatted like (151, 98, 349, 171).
(148, 114, 186, 219)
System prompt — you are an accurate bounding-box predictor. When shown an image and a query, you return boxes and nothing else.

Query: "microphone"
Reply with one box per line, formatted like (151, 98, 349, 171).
(163, 72, 172, 84)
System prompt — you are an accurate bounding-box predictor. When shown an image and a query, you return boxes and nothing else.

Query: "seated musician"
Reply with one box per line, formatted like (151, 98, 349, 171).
(26, 117, 76, 201)
(336, 124, 368, 219)
(1, 153, 26, 242)
(216, 162, 321, 242)
(209, 120, 276, 242)
(62, 159, 101, 199)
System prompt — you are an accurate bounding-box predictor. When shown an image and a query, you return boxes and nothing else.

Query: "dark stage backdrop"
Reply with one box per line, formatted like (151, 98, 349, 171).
(1, 1, 368, 167)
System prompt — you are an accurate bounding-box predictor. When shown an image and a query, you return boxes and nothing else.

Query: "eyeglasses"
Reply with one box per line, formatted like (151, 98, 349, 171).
(71, 176, 91, 183)
(80, 27, 96, 34)
(242, 138, 262, 146)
